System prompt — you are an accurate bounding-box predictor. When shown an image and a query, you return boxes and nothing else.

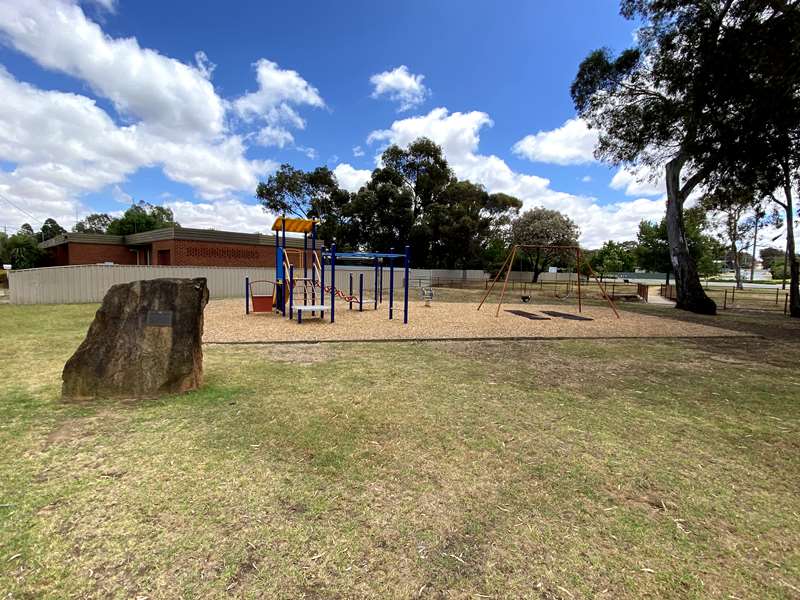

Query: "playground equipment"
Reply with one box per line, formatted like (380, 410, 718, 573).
(309, 244, 410, 324)
(247, 279, 275, 313)
(245, 216, 411, 324)
(478, 244, 620, 318)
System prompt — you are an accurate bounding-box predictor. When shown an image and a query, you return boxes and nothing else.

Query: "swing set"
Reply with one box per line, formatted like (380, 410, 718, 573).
(478, 244, 620, 318)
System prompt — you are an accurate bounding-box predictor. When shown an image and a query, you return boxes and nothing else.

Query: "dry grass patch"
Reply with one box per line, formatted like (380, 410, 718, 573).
(1, 302, 798, 598)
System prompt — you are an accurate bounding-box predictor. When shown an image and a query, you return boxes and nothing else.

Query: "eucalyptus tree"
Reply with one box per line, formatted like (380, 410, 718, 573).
(572, 0, 798, 314)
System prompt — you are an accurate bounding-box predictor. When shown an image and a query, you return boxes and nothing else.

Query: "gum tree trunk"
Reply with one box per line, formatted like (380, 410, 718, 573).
(664, 155, 717, 315)
(781, 166, 799, 318)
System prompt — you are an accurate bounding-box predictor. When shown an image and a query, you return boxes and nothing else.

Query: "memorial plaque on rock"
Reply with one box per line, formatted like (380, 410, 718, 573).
(62, 278, 209, 400)
(146, 310, 173, 327)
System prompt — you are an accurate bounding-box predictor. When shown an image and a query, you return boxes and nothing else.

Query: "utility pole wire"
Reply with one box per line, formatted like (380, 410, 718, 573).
(0, 193, 44, 226)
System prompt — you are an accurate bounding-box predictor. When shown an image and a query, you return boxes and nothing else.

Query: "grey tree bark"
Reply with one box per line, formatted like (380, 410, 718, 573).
(664, 155, 717, 314)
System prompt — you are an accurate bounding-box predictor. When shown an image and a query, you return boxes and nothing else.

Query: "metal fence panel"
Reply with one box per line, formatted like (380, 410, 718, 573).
(9, 265, 276, 304)
(9, 264, 593, 305)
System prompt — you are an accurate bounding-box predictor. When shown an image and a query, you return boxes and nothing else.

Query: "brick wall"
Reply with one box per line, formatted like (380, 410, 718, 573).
(151, 240, 175, 265)
(48, 239, 312, 268)
(173, 240, 284, 268)
(67, 243, 138, 265)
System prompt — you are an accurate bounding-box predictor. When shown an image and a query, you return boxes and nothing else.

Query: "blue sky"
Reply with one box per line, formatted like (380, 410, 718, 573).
(0, 0, 669, 246)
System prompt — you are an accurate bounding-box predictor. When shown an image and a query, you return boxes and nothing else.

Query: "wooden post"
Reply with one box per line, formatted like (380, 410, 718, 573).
(478, 247, 514, 311)
(495, 246, 518, 317)
(723, 289, 727, 310)
(585, 260, 620, 319)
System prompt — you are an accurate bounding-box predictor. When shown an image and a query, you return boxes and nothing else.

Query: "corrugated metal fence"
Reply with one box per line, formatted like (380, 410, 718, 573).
(9, 265, 277, 304)
(8, 264, 578, 305)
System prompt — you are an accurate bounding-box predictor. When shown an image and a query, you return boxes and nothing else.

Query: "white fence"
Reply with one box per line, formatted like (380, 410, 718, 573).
(8, 264, 577, 305)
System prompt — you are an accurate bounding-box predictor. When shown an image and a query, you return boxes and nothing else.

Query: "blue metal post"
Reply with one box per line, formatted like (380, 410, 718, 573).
(359, 273, 364, 312)
(289, 265, 294, 320)
(379, 264, 384, 303)
(303, 232, 308, 279)
(349, 273, 353, 310)
(281, 216, 286, 314)
(274, 224, 281, 313)
(403, 245, 410, 324)
(373, 258, 378, 310)
(330, 243, 336, 323)
(245, 276, 250, 315)
(389, 248, 395, 320)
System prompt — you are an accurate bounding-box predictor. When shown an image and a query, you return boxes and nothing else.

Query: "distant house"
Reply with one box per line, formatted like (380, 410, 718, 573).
(39, 227, 307, 268)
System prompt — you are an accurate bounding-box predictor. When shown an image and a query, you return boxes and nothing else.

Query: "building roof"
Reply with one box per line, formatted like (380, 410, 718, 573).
(39, 233, 125, 248)
(271, 217, 317, 234)
(39, 227, 307, 249)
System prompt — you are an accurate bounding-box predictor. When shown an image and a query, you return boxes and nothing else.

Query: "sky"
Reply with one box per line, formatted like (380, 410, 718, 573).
(0, 0, 675, 248)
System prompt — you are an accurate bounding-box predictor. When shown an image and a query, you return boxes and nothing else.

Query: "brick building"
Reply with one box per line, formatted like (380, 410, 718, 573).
(40, 227, 307, 268)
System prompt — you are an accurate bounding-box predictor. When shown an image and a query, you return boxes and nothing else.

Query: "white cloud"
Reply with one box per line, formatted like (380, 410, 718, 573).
(84, 0, 116, 11)
(194, 51, 216, 80)
(0, 62, 275, 231)
(164, 198, 274, 233)
(370, 65, 429, 112)
(234, 59, 325, 118)
(0, 0, 225, 141)
(297, 146, 317, 160)
(111, 184, 132, 204)
(0, 1, 315, 231)
(367, 107, 665, 247)
(512, 118, 598, 166)
(333, 164, 371, 193)
(255, 126, 294, 148)
(233, 59, 325, 147)
(610, 165, 665, 197)
(352, 145, 365, 157)
(581, 175, 592, 183)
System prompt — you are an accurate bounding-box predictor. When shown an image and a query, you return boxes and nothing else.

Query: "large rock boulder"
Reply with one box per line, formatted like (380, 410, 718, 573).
(62, 278, 209, 400)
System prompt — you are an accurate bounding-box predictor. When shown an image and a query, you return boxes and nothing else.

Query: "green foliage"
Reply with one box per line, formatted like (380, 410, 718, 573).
(760, 247, 784, 270)
(105, 202, 178, 236)
(591, 240, 637, 276)
(636, 220, 671, 275)
(0, 231, 8, 265)
(73, 213, 113, 234)
(379, 138, 454, 218)
(570, 1, 799, 313)
(770, 258, 800, 281)
(256, 164, 340, 220)
(636, 209, 724, 280)
(5, 226, 45, 270)
(255, 138, 521, 269)
(510, 208, 579, 281)
(40, 218, 66, 241)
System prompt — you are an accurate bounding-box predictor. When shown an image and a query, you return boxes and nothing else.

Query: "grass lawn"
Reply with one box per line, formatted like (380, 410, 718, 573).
(1, 301, 799, 598)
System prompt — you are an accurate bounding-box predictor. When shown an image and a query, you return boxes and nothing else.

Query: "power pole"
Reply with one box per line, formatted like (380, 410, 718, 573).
(750, 209, 761, 282)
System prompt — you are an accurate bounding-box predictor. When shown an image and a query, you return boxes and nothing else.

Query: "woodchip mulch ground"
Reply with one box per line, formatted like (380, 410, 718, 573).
(203, 299, 748, 343)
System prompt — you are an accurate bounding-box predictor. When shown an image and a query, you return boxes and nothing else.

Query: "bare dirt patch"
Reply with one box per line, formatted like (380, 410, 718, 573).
(204, 299, 746, 344)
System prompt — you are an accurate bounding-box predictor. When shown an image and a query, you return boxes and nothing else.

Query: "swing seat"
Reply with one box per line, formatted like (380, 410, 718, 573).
(252, 295, 274, 312)
(249, 280, 276, 313)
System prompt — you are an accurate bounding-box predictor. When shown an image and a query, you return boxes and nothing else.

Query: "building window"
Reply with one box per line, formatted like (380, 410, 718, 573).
(157, 249, 171, 265)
